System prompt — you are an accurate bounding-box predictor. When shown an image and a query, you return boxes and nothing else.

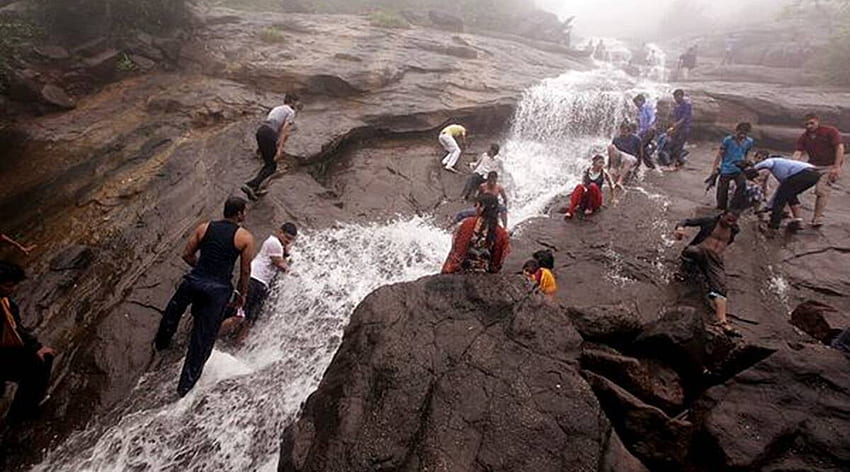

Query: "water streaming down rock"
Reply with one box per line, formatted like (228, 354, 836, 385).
(32, 68, 668, 471)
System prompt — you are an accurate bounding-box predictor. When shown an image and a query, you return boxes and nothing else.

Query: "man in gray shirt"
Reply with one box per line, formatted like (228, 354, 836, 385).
(242, 94, 299, 200)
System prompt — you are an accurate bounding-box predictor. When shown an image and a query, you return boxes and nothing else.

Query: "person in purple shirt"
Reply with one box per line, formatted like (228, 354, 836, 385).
(633, 94, 657, 169)
(666, 89, 693, 169)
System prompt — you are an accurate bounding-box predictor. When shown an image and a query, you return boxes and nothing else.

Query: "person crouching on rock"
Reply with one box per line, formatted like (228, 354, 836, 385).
(565, 155, 617, 220)
(0, 261, 57, 423)
(673, 211, 741, 337)
(220, 222, 298, 343)
(154, 197, 255, 397)
(442, 194, 510, 274)
(242, 94, 299, 201)
(438, 123, 468, 173)
(742, 152, 821, 234)
(522, 259, 557, 299)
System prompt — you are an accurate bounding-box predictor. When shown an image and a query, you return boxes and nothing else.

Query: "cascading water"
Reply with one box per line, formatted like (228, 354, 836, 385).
(33, 67, 668, 472)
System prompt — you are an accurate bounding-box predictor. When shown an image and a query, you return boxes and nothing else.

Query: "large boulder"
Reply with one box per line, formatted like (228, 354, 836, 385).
(790, 300, 850, 344)
(279, 274, 613, 472)
(693, 346, 850, 471)
(567, 303, 642, 345)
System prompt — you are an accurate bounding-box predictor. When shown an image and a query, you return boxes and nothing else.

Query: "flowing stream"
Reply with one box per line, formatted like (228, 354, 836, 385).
(33, 67, 667, 472)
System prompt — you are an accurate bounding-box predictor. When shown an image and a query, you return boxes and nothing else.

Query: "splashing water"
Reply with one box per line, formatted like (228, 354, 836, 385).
(34, 67, 671, 471)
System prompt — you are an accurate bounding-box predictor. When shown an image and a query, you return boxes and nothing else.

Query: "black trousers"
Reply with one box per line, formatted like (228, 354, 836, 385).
(246, 125, 279, 190)
(462, 174, 485, 200)
(636, 129, 657, 169)
(223, 277, 269, 322)
(769, 169, 821, 229)
(155, 274, 232, 396)
(716, 172, 747, 211)
(0, 347, 53, 422)
(669, 130, 689, 165)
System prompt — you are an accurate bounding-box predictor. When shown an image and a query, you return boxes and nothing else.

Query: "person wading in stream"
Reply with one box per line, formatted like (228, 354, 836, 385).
(438, 123, 468, 173)
(0, 262, 56, 423)
(220, 222, 297, 343)
(442, 194, 510, 274)
(461, 143, 503, 201)
(242, 94, 299, 201)
(154, 197, 255, 397)
(674, 210, 741, 337)
(790, 113, 845, 227)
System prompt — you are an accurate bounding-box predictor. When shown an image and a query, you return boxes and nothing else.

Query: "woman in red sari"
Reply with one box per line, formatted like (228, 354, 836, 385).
(442, 194, 510, 274)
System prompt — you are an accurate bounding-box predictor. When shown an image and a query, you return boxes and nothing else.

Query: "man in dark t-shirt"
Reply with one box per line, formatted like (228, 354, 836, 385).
(792, 113, 845, 227)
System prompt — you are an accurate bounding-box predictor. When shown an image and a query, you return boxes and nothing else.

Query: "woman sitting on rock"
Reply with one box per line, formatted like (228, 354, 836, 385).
(564, 154, 617, 219)
(442, 194, 510, 274)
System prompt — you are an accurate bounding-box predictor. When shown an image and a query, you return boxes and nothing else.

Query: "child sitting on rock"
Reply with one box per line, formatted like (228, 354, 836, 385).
(523, 259, 557, 298)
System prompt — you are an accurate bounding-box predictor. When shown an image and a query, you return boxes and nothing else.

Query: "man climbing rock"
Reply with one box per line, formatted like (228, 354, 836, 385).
(242, 94, 299, 201)
(712, 122, 753, 211)
(0, 261, 56, 423)
(791, 113, 845, 227)
(438, 123, 468, 173)
(674, 211, 741, 337)
(154, 197, 255, 397)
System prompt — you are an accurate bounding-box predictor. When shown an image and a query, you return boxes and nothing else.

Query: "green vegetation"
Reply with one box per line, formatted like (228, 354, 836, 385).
(257, 26, 286, 43)
(368, 10, 410, 29)
(116, 53, 136, 72)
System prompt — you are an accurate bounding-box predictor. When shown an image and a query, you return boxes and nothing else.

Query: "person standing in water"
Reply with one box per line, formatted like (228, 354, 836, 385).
(438, 123, 468, 173)
(462, 143, 503, 201)
(442, 194, 510, 274)
(154, 197, 255, 397)
(242, 94, 299, 201)
(565, 155, 616, 219)
(674, 211, 740, 337)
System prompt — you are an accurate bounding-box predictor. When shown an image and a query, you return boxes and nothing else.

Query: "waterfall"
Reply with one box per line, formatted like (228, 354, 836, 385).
(32, 67, 668, 471)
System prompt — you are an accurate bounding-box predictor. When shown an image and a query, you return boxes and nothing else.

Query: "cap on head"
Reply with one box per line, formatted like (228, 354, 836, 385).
(224, 196, 248, 218)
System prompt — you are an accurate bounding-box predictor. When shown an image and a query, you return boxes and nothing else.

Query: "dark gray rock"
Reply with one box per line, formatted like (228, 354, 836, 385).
(568, 303, 642, 344)
(790, 300, 850, 344)
(34, 45, 71, 60)
(40, 84, 76, 109)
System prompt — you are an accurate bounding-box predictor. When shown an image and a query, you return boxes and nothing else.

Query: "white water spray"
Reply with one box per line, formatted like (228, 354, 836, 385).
(34, 66, 670, 471)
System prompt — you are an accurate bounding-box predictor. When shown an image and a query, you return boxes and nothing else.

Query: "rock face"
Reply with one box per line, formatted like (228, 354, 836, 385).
(790, 300, 850, 344)
(279, 275, 617, 471)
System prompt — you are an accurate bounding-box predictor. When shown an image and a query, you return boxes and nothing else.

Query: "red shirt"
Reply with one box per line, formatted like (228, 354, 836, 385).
(796, 125, 843, 167)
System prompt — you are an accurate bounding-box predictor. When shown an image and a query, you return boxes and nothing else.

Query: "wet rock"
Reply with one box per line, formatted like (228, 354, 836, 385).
(428, 10, 464, 32)
(583, 371, 694, 471)
(81, 48, 121, 81)
(6, 68, 42, 103)
(280, 275, 610, 472)
(601, 429, 650, 472)
(790, 300, 850, 344)
(129, 54, 157, 71)
(693, 346, 850, 471)
(567, 303, 642, 344)
(34, 45, 71, 60)
(581, 348, 685, 413)
(49, 245, 94, 272)
(40, 84, 76, 109)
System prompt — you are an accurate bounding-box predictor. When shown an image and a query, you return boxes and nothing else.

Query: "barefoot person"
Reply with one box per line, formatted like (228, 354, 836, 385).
(674, 211, 740, 336)
(791, 113, 845, 227)
(523, 259, 557, 299)
(565, 155, 616, 219)
(442, 194, 510, 274)
(608, 123, 640, 187)
(0, 262, 56, 423)
(477, 171, 509, 227)
(154, 197, 255, 397)
(242, 95, 299, 200)
(438, 123, 468, 173)
(220, 223, 297, 342)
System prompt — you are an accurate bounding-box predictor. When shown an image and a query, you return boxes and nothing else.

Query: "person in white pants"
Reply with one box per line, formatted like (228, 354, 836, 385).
(439, 124, 467, 172)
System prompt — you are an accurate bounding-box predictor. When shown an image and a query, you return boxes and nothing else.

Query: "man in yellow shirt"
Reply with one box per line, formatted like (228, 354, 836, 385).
(439, 124, 468, 173)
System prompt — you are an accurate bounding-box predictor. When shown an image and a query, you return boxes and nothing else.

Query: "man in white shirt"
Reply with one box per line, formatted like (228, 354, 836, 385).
(242, 94, 299, 201)
(220, 222, 298, 341)
(461, 143, 502, 201)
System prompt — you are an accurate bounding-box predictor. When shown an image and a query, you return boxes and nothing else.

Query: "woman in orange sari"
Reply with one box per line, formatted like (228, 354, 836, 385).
(442, 194, 510, 274)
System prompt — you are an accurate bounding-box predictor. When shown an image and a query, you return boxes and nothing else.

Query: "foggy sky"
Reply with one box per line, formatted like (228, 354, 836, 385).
(537, 0, 787, 39)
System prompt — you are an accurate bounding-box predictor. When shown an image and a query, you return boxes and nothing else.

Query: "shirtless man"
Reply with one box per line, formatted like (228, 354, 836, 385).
(478, 171, 509, 227)
(674, 211, 740, 336)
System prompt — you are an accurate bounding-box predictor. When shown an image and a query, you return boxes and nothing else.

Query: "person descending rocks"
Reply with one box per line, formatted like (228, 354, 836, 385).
(462, 143, 503, 201)
(666, 89, 693, 169)
(220, 222, 297, 342)
(477, 171, 509, 227)
(711, 122, 753, 211)
(791, 113, 845, 227)
(674, 211, 741, 337)
(565, 155, 616, 219)
(438, 123, 468, 173)
(742, 153, 821, 233)
(442, 194, 510, 274)
(242, 94, 299, 201)
(0, 261, 56, 423)
(608, 122, 640, 187)
(632, 94, 657, 169)
(154, 197, 255, 397)
(523, 259, 557, 299)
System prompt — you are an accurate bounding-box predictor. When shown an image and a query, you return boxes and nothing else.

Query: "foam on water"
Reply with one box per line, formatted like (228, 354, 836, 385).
(34, 66, 671, 471)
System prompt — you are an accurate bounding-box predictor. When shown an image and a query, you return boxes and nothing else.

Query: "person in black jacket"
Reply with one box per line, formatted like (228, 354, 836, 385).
(673, 211, 741, 336)
(0, 262, 56, 423)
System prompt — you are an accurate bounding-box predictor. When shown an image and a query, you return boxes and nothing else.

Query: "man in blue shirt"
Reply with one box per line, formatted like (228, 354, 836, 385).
(667, 89, 693, 169)
(712, 122, 753, 210)
(633, 94, 657, 169)
(746, 151, 821, 230)
(608, 123, 640, 186)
